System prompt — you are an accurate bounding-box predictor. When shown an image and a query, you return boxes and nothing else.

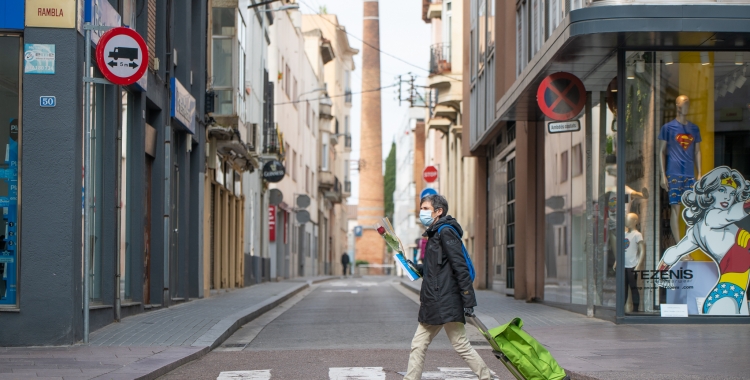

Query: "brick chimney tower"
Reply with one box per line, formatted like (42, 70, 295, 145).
(356, 0, 385, 271)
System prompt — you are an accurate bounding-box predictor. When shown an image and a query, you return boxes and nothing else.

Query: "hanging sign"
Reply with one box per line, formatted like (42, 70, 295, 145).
(171, 77, 196, 134)
(95, 27, 148, 86)
(423, 165, 438, 183)
(537, 72, 586, 121)
(262, 160, 286, 183)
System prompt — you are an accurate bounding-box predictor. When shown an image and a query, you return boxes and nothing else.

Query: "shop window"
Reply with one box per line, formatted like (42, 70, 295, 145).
(0, 36, 20, 308)
(623, 50, 750, 317)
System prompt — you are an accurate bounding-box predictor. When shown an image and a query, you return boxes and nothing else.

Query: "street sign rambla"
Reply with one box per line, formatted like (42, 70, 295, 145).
(95, 27, 148, 86)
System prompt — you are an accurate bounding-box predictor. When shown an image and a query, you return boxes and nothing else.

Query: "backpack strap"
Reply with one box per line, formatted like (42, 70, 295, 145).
(437, 225, 459, 266)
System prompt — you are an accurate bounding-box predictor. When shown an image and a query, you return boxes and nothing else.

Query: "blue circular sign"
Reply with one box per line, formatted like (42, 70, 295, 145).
(420, 188, 438, 199)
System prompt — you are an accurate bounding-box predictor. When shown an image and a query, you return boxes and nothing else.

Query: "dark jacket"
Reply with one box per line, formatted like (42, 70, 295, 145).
(418, 215, 477, 325)
(341, 253, 350, 265)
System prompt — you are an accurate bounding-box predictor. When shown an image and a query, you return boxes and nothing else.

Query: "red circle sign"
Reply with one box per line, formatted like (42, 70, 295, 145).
(423, 166, 438, 183)
(96, 27, 148, 86)
(536, 72, 586, 121)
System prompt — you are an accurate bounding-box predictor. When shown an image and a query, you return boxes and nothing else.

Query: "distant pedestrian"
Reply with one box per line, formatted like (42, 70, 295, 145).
(404, 194, 491, 380)
(341, 252, 350, 276)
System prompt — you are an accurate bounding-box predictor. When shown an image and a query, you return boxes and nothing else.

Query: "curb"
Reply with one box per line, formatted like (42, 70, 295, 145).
(127, 277, 334, 379)
(192, 282, 310, 350)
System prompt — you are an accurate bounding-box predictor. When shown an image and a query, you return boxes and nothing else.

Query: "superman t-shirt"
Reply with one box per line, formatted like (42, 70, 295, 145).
(658, 119, 702, 177)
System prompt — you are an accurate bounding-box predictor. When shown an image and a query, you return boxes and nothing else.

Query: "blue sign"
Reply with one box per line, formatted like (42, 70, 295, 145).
(85, 0, 121, 45)
(171, 77, 196, 134)
(24, 44, 55, 74)
(354, 226, 363, 237)
(39, 96, 56, 107)
(0, 0, 24, 30)
(420, 187, 438, 199)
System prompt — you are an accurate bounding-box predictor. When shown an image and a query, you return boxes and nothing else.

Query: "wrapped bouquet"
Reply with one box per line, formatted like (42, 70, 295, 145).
(376, 217, 421, 281)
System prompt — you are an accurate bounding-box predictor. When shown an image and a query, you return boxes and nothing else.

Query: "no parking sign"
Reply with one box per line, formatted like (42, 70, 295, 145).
(536, 72, 586, 121)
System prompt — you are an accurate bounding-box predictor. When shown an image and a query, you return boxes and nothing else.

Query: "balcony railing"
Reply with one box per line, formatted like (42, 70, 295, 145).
(344, 180, 351, 194)
(430, 43, 451, 75)
(262, 124, 281, 155)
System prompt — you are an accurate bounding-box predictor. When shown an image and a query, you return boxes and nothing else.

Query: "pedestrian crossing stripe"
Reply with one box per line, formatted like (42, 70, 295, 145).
(217, 370, 271, 379)
(217, 367, 499, 379)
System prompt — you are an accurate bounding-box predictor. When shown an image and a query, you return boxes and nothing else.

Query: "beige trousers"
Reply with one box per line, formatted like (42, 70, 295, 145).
(404, 322, 492, 380)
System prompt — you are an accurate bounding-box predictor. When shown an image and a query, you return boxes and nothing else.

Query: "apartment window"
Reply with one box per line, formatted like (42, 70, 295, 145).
(306, 101, 310, 128)
(293, 78, 298, 107)
(478, 0, 486, 71)
(280, 56, 284, 92)
(292, 150, 297, 181)
(516, 2, 528, 76)
(344, 115, 349, 136)
(212, 7, 236, 115)
(284, 64, 290, 97)
(487, 0, 495, 49)
(572, 143, 583, 177)
(305, 166, 310, 193)
(531, 0, 541, 57)
(560, 150, 569, 183)
(321, 141, 329, 171)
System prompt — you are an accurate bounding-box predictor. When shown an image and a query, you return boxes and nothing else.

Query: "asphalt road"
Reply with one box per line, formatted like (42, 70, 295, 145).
(159, 277, 513, 380)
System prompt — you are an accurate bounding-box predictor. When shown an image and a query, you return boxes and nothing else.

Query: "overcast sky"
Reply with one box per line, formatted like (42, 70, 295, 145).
(297, 0, 431, 205)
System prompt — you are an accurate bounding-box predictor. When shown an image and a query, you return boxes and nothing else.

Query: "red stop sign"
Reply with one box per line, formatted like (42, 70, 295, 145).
(423, 166, 438, 183)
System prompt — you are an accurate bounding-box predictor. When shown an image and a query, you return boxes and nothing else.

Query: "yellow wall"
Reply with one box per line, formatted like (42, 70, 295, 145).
(678, 52, 715, 261)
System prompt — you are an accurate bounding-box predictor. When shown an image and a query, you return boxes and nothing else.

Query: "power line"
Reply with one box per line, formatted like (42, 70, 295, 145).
(273, 83, 398, 105)
(297, 1, 461, 83)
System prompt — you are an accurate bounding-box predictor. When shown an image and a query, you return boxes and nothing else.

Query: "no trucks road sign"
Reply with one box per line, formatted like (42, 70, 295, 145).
(537, 72, 586, 121)
(95, 27, 148, 86)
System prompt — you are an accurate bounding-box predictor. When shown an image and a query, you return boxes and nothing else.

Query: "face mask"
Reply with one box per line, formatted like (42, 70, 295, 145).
(419, 210, 434, 227)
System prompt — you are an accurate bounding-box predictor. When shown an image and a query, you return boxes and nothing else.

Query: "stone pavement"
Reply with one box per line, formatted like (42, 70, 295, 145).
(402, 279, 750, 380)
(0, 277, 333, 380)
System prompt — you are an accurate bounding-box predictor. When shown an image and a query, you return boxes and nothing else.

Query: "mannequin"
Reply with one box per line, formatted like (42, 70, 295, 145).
(659, 95, 702, 240)
(614, 213, 645, 313)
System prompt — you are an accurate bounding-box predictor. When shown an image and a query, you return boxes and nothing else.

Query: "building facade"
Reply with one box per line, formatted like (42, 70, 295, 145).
(268, 6, 321, 279)
(467, 0, 750, 323)
(422, 0, 479, 271)
(302, 14, 357, 277)
(393, 108, 425, 264)
(0, 0, 207, 345)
